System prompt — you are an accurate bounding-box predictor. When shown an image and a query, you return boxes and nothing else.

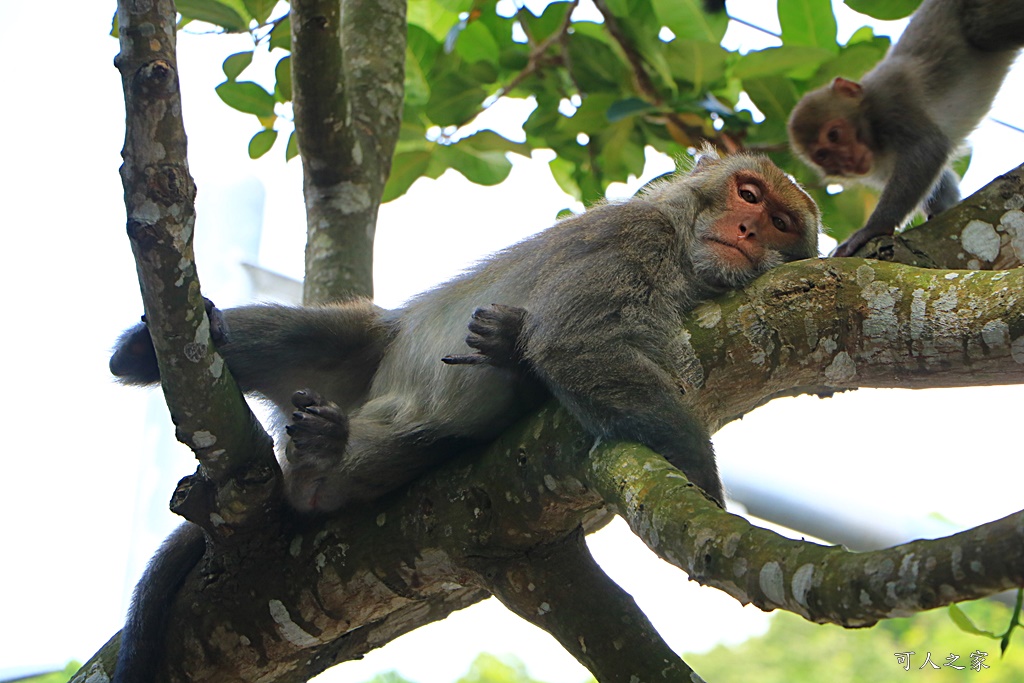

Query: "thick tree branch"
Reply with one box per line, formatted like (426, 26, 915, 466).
(114, 0, 276, 527)
(291, 0, 406, 303)
(682, 259, 1024, 432)
(484, 530, 699, 682)
(840, 161, 1024, 270)
(584, 441, 1024, 626)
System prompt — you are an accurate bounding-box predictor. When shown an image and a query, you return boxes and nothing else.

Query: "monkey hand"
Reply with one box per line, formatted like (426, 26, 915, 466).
(285, 389, 350, 462)
(441, 304, 528, 369)
(831, 224, 893, 257)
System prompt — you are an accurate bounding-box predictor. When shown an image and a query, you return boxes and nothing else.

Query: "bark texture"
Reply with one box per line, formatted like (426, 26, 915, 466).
(113, 0, 276, 534)
(291, 0, 407, 303)
(86, 1, 1024, 678)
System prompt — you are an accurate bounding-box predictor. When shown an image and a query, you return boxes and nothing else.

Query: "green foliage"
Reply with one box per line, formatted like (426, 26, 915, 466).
(15, 661, 82, 683)
(844, 0, 922, 21)
(146, 0, 919, 237)
(688, 599, 1024, 682)
(357, 654, 562, 683)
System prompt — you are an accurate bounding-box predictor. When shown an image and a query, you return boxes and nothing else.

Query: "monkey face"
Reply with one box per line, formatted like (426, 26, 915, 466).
(693, 171, 812, 288)
(806, 117, 873, 177)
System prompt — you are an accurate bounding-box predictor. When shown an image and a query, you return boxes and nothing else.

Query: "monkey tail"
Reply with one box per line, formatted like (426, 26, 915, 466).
(114, 523, 206, 683)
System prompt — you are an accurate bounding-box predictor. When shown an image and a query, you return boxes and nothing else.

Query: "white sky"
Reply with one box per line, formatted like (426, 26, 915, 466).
(1, 1, 1022, 681)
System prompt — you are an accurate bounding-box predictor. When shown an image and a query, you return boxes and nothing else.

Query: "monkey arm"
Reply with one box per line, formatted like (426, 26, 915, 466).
(833, 123, 953, 257)
(530, 339, 722, 507)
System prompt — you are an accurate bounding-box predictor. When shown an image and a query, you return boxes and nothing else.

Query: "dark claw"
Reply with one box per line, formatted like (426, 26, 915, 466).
(204, 298, 229, 344)
(441, 354, 487, 365)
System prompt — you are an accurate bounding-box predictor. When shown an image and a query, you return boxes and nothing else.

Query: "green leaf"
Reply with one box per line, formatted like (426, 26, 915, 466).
(248, 128, 278, 158)
(778, 0, 838, 52)
(952, 150, 972, 179)
(949, 604, 1000, 638)
(459, 130, 531, 157)
(285, 130, 299, 160)
(176, 0, 249, 32)
(242, 0, 275, 24)
(734, 46, 834, 80)
(607, 98, 657, 123)
(222, 51, 253, 81)
(215, 81, 276, 117)
(270, 13, 291, 51)
(439, 144, 512, 186)
(409, 1, 463, 42)
(566, 31, 630, 91)
(110, 11, 119, 38)
(742, 76, 801, 143)
(521, 1, 574, 42)
(549, 156, 583, 200)
(665, 40, 728, 92)
(844, 0, 922, 21)
(454, 20, 500, 66)
(425, 74, 486, 125)
(274, 55, 292, 102)
(806, 37, 888, 87)
(595, 119, 646, 182)
(383, 150, 434, 202)
(652, 0, 728, 43)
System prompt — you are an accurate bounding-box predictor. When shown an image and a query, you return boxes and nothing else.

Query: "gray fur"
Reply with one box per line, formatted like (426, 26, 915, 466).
(788, 0, 1023, 256)
(109, 150, 820, 681)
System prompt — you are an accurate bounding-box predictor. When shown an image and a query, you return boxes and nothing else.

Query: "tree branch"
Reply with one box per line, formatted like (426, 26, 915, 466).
(839, 162, 1024, 270)
(291, 0, 407, 303)
(483, 529, 699, 682)
(681, 260, 1024, 433)
(584, 440, 1024, 625)
(114, 0, 276, 528)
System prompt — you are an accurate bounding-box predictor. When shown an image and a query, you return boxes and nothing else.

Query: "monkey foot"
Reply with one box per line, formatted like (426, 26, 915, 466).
(442, 303, 528, 368)
(285, 389, 349, 462)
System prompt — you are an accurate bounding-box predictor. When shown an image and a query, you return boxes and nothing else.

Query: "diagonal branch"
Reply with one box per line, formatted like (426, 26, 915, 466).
(482, 529, 699, 683)
(584, 440, 1024, 625)
(114, 0, 276, 528)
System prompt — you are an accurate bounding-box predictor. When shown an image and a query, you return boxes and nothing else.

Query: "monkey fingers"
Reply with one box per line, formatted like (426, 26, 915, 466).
(441, 304, 528, 368)
(285, 389, 350, 459)
(831, 224, 891, 257)
(202, 297, 230, 344)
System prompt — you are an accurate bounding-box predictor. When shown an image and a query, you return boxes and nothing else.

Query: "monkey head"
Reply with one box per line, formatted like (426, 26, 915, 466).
(685, 151, 820, 290)
(788, 77, 874, 179)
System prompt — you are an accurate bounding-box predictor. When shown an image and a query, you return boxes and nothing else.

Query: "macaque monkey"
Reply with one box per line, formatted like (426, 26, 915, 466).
(787, 0, 1024, 257)
(109, 149, 820, 682)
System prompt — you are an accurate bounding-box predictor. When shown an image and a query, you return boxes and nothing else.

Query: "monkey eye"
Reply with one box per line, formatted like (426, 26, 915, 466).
(813, 149, 829, 163)
(827, 127, 841, 143)
(772, 215, 790, 232)
(738, 183, 761, 204)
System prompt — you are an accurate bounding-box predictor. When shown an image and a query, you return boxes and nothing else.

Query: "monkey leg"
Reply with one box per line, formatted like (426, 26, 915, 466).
(282, 389, 351, 512)
(924, 167, 960, 219)
(283, 390, 473, 513)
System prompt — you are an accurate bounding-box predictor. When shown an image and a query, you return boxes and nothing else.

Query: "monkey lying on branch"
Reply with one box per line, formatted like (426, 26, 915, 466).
(108, 148, 821, 682)
(788, 0, 1024, 257)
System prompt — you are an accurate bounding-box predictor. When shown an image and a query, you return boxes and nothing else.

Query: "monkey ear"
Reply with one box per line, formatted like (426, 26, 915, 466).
(830, 77, 863, 99)
(692, 143, 722, 173)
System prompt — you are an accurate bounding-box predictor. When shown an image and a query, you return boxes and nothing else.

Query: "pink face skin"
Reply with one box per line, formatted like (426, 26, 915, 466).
(703, 172, 806, 270)
(808, 117, 874, 178)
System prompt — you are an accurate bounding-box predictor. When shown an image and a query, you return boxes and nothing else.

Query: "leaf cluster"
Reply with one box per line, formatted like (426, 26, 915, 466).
(115, 0, 934, 240)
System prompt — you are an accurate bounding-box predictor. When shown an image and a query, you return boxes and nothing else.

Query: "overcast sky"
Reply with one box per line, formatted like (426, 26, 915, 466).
(1, 1, 1022, 681)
